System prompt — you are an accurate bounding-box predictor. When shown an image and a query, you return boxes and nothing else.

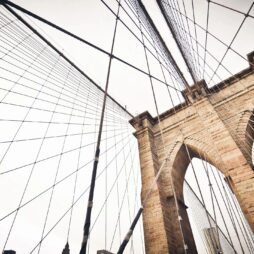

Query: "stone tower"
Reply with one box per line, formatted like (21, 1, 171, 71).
(130, 51, 254, 253)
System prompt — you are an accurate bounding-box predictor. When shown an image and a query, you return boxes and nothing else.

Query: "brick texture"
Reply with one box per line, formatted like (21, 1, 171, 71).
(130, 60, 254, 253)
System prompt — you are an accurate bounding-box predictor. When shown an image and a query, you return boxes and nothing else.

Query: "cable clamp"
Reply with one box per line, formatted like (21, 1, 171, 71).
(95, 156, 99, 162)
(124, 229, 133, 241)
(88, 201, 93, 208)
(83, 235, 88, 244)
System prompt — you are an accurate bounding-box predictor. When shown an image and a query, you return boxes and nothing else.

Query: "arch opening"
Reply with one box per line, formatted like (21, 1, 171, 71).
(182, 155, 254, 254)
(167, 142, 254, 253)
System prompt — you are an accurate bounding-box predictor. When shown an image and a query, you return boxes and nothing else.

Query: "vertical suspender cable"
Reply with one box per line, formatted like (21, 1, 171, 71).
(202, 0, 210, 79)
(117, 1, 187, 253)
(203, 160, 223, 252)
(208, 1, 254, 84)
(0, 2, 125, 252)
(184, 145, 223, 252)
(79, 1, 121, 253)
(156, 0, 197, 84)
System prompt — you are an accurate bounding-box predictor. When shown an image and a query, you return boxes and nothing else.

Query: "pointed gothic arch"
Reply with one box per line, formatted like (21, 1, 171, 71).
(235, 110, 254, 167)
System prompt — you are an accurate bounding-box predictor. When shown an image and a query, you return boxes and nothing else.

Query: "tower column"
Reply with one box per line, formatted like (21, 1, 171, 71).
(131, 113, 197, 254)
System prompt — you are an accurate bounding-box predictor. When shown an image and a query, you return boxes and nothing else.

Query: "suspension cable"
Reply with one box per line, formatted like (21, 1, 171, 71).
(0, 0, 133, 117)
(0, 0, 183, 94)
(79, 1, 121, 253)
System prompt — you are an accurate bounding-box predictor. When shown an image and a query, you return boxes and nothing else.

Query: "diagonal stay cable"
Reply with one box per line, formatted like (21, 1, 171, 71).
(0, 127, 127, 145)
(208, 1, 254, 84)
(0, 46, 51, 167)
(161, 0, 254, 69)
(36, 71, 84, 254)
(180, 0, 200, 81)
(0, 128, 128, 176)
(210, 0, 254, 19)
(164, 9, 254, 152)
(223, 175, 254, 252)
(0, 1, 133, 117)
(109, 135, 138, 252)
(190, 0, 201, 79)
(79, 1, 121, 252)
(156, 0, 197, 84)
(65, 82, 92, 245)
(103, 0, 188, 89)
(0, 130, 132, 223)
(29, 137, 135, 253)
(208, 162, 251, 253)
(112, 103, 122, 246)
(0, 12, 131, 124)
(0, 52, 129, 123)
(0, 0, 181, 93)
(0, 83, 128, 125)
(184, 145, 227, 252)
(89, 140, 136, 237)
(1, 52, 66, 252)
(184, 179, 238, 252)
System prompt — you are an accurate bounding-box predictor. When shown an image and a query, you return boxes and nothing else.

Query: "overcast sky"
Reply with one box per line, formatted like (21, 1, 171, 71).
(0, 0, 254, 253)
(8, 0, 254, 116)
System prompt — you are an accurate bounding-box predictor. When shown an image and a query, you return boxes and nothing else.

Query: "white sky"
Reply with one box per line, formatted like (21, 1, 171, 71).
(0, 0, 254, 253)
(8, 0, 254, 115)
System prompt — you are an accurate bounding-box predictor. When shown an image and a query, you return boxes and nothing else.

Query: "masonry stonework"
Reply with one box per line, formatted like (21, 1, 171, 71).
(130, 52, 254, 254)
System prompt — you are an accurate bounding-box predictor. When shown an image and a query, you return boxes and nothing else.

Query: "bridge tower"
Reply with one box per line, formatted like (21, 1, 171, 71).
(130, 52, 254, 253)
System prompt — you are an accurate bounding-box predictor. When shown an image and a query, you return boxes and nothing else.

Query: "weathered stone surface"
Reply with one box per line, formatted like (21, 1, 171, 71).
(130, 53, 254, 253)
